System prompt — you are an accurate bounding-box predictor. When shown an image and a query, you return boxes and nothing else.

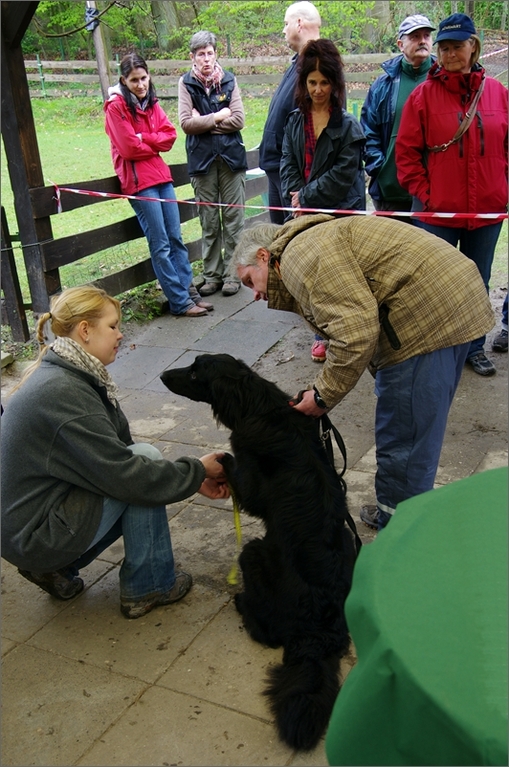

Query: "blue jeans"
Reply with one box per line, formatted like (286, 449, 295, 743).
(66, 444, 177, 600)
(421, 222, 503, 357)
(374, 343, 470, 530)
(130, 183, 194, 315)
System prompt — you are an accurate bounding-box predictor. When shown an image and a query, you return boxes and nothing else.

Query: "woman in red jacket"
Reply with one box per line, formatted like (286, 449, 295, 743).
(105, 53, 211, 317)
(396, 13, 508, 376)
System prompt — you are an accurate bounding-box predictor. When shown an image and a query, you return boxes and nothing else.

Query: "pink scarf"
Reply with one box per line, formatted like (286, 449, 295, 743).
(192, 61, 224, 93)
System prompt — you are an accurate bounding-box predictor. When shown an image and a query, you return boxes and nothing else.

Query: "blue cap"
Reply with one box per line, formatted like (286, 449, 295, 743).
(434, 13, 476, 43)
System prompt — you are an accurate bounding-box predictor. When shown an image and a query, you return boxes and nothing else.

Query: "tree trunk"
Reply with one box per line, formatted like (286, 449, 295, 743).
(86, 0, 111, 101)
(150, 1, 178, 52)
(465, 1, 475, 20)
(364, 0, 392, 50)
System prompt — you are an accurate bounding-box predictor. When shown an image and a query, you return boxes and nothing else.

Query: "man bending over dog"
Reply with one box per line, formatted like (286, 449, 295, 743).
(231, 214, 494, 531)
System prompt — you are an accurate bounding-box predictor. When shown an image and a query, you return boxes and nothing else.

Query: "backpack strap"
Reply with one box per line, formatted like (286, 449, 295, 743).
(427, 77, 485, 153)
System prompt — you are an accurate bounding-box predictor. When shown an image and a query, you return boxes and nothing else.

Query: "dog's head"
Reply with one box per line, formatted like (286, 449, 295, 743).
(160, 353, 287, 430)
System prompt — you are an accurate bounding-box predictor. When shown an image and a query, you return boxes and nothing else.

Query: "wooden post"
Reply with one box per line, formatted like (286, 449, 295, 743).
(1, 207, 30, 342)
(86, 0, 111, 101)
(1, 32, 60, 313)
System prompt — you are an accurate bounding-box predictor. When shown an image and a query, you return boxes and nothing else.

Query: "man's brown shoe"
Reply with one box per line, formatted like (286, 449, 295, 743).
(180, 305, 208, 317)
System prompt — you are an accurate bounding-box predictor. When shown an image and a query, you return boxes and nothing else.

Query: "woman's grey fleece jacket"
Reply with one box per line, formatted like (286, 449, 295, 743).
(1, 352, 206, 572)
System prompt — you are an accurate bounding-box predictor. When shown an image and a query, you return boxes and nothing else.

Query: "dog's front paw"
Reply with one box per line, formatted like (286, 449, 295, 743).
(219, 452, 235, 471)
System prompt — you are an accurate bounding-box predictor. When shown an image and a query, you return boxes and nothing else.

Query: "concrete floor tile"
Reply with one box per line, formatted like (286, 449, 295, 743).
(114, 390, 190, 442)
(1, 644, 143, 767)
(475, 449, 509, 472)
(190, 319, 295, 366)
(1, 559, 115, 644)
(156, 605, 281, 720)
(351, 444, 377, 473)
(168, 504, 265, 592)
(110, 346, 185, 389)
(26, 569, 229, 684)
(75, 684, 292, 766)
(234, 300, 299, 326)
(115, 312, 217, 352)
(2, 637, 17, 655)
(288, 742, 327, 765)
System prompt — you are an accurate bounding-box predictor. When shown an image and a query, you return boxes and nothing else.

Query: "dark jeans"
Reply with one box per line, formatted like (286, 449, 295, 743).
(265, 169, 286, 225)
(375, 343, 470, 530)
(502, 294, 508, 329)
(420, 222, 503, 358)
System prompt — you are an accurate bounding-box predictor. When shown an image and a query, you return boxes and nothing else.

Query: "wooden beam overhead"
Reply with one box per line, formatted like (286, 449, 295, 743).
(1, 1, 39, 48)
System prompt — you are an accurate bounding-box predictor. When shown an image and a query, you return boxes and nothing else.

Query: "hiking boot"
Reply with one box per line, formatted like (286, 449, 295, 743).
(492, 329, 508, 353)
(120, 570, 193, 620)
(18, 568, 84, 600)
(222, 282, 240, 296)
(311, 340, 327, 362)
(199, 282, 222, 296)
(359, 505, 378, 530)
(466, 352, 496, 376)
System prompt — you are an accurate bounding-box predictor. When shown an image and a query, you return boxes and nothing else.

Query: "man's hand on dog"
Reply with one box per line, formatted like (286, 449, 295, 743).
(289, 389, 328, 417)
(199, 452, 230, 499)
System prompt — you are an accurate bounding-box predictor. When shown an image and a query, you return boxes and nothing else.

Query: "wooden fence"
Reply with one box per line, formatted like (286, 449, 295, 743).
(2, 148, 268, 340)
(25, 53, 394, 100)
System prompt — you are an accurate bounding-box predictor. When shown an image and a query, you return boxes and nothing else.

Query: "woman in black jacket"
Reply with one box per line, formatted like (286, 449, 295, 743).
(280, 39, 366, 362)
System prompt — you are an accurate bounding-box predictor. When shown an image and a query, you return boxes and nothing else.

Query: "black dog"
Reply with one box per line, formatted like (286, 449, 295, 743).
(160, 354, 361, 751)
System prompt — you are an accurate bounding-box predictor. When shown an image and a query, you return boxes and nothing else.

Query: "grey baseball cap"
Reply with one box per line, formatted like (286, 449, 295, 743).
(398, 14, 435, 39)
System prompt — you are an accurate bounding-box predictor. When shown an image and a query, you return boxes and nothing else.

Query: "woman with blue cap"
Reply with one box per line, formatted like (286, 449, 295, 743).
(396, 13, 508, 377)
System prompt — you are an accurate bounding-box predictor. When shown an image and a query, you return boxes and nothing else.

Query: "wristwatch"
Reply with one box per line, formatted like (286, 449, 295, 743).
(313, 386, 328, 409)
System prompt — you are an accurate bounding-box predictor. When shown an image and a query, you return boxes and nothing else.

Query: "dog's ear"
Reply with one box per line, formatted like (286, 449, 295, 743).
(207, 362, 252, 429)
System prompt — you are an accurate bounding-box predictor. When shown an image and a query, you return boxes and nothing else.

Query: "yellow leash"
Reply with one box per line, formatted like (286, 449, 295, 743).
(227, 485, 242, 585)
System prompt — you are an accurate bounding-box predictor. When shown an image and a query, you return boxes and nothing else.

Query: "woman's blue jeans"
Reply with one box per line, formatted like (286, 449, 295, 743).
(374, 343, 470, 530)
(421, 222, 503, 358)
(66, 444, 177, 600)
(130, 183, 194, 315)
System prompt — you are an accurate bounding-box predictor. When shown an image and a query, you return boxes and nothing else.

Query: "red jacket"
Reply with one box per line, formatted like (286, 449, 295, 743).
(396, 64, 508, 229)
(104, 91, 176, 195)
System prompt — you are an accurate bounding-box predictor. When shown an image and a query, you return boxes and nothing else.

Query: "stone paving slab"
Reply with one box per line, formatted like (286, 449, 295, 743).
(2, 643, 144, 767)
(75, 685, 294, 767)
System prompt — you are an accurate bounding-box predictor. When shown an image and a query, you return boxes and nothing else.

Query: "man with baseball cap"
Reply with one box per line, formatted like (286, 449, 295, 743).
(361, 14, 436, 213)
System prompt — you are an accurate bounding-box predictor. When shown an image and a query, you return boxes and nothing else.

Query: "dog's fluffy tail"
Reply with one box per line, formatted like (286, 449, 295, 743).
(264, 644, 341, 751)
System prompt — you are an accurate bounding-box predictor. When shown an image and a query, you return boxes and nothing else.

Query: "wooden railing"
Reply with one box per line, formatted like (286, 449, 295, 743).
(25, 53, 395, 100)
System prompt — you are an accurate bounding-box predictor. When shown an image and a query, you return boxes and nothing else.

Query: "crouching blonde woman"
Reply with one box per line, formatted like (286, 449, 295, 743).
(1, 286, 228, 619)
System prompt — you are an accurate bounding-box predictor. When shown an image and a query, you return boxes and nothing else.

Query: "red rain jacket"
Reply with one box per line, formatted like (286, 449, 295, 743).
(104, 91, 176, 195)
(396, 64, 508, 229)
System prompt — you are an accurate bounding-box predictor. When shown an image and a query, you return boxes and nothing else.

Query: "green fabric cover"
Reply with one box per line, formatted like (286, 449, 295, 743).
(326, 468, 508, 766)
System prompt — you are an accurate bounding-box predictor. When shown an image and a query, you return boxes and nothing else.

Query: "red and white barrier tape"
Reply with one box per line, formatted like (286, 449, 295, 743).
(51, 182, 508, 222)
(480, 46, 508, 60)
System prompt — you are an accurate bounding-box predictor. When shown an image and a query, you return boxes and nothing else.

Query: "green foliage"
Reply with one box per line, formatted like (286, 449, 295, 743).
(23, 1, 507, 62)
(119, 284, 165, 322)
(391, 1, 508, 33)
(165, 1, 377, 55)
